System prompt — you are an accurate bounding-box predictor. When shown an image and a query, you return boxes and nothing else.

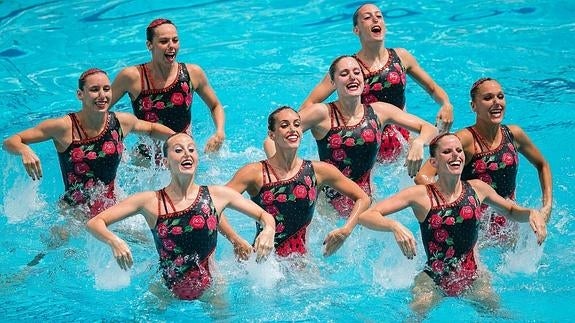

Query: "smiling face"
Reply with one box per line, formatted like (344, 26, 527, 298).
(353, 4, 386, 42)
(471, 79, 506, 125)
(77, 71, 111, 113)
(163, 133, 199, 175)
(268, 108, 302, 150)
(430, 134, 465, 176)
(330, 56, 364, 98)
(147, 23, 179, 64)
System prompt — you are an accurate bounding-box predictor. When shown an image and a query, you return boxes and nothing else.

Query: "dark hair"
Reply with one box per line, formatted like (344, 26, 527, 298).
(78, 68, 107, 90)
(328, 55, 359, 81)
(268, 106, 297, 131)
(352, 3, 374, 27)
(162, 132, 194, 157)
(469, 77, 495, 100)
(428, 133, 459, 157)
(146, 18, 175, 42)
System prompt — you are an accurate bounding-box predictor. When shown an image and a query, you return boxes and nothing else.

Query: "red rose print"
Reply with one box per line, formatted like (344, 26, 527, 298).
(206, 216, 217, 230)
(71, 148, 85, 162)
(431, 259, 444, 273)
(328, 134, 342, 149)
(181, 82, 190, 94)
(372, 83, 383, 91)
(201, 203, 211, 214)
(478, 173, 492, 185)
(162, 239, 176, 251)
(342, 167, 352, 177)
(434, 228, 449, 242)
(332, 149, 346, 161)
(488, 163, 498, 171)
(276, 223, 285, 233)
(102, 141, 116, 155)
(185, 95, 192, 107)
(293, 185, 308, 199)
(145, 112, 159, 123)
(170, 226, 183, 235)
(494, 215, 506, 226)
(507, 143, 515, 152)
(363, 94, 377, 104)
(344, 138, 355, 147)
(467, 196, 477, 207)
(157, 223, 168, 238)
(393, 63, 402, 73)
(85, 179, 95, 188)
(117, 142, 124, 154)
(502, 152, 514, 166)
(170, 92, 184, 105)
(308, 187, 316, 201)
(445, 247, 455, 259)
(261, 190, 275, 205)
(266, 205, 280, 216)
(304, 176, 312, 187)
(473, 160, 487, 173)
(386, 71, 401, 85)
(190, 215, 205, 229)
(141, 97, 153, 111)
(173, 255, 184, 266)
(154, 101, 166, 110)
(429, 214, 443, 229)
(276, 194, 287, 203)
(460, 205, 474, 220)
(86, 151, 97, 160)
(444, 217, 455, 226)
(67, 172, 79, 184)
(428, 241, 441, 254)
(71, 190, 85, 203)
(361, 129, 376, 143)
(111, 130, 119, 141)
(74, 162, 90, 175)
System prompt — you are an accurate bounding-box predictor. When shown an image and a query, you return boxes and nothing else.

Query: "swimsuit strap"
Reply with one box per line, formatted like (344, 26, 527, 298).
(157, 188, 176, 215)
(426, 184, 446, 208)
(139, 63, 153, 91)
(69, 113, 89, 140)
(467, 126, 492, 153)
(260, 160, 274, 185)
(328, 102, 344, 127)
(353, 49, 393, 76)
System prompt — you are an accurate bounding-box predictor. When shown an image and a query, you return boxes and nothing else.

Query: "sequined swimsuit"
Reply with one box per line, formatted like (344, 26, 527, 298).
(420, 181, 480, 296)
(461, 125, 519, 240)
(58, 112, 124, 217)
(355, 48, 410, 162)
(316, 103, 381, 217)
(152, 186, 218, 300)
(251, 160, 317, 257)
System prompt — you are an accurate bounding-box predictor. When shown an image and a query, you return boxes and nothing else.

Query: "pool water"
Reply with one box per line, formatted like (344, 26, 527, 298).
(1, 1, 574, 321)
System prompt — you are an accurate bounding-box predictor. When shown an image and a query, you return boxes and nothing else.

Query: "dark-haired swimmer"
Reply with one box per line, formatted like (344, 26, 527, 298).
(3, 68, 174, 219)
(87, 133, 275, 301)
(111, 18, 225, 162)
(415, 78, 552, 247)
(266, 55, 437, 218)
(224, 106, 372, 258)
(301, 3, 452, 162)
(359, 133, 546, 317)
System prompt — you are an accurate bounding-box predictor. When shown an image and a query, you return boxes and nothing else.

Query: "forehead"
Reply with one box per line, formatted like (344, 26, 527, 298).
(83, 72, 110, 85)
(336, 57, 361, 71)
(438, 135, 462, 148)
(153, 23, 177, 38)
(275, 109, 299, 120)
(477, 80, 502, 93)
(358, 4, 381, 15)
(168, 134, 195, 147)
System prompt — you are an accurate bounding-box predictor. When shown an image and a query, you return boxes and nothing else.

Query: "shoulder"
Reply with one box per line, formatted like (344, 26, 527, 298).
(392, 48, 415, 61)
(185, 63, 205, 76)
(506, 124, 525, 137)
(114, 65, 140, 81)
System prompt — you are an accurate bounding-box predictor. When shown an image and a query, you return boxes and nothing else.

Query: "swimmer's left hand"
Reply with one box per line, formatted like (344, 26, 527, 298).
(232, 238, 253, 261)
(529, 209, 547, 245)
(322, 228, 350, 257)
(204, 132, 225, 153)
(436, 104, 453, 134)
(405, 139, 424, 178)
(253, 226, 274, 263)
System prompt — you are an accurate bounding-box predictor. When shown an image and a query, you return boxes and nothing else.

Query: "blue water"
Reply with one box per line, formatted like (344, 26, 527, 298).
(1, 0, 574, 321)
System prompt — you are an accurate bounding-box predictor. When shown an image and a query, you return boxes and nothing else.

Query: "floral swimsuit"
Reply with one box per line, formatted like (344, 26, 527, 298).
(420, 181, 481, 296)
(152, 186, 218, 300)
(355, 48, 410, 162)
(58, 112, 124, 217)
(131, 63, 193, 160)
(461, 125, 518, 241)
(251, 160, 317, 257)
(316, 103, 381, 217)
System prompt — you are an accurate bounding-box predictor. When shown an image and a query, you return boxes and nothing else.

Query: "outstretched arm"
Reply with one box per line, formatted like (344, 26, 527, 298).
(299, 73, 335, 111)
(188, 64, 225, 153)
(218, 213, 252, 260)
(398, 48, 453, 133)
(116, 112, 175, 141)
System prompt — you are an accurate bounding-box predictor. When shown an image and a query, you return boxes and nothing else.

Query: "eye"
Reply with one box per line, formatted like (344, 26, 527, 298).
(294, 120, 301, 127)
(174, 147, 183, 153)
(188, 148, 195, 153)
(103, 86, 111, 91)
(497, 93, 505, 99)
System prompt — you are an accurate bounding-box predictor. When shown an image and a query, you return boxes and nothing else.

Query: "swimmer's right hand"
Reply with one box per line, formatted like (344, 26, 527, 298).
(110, 237, 133, 270)
(253, 226, 274, 263)
(21, 147, 42, 180)
(392, 222, 417, 259)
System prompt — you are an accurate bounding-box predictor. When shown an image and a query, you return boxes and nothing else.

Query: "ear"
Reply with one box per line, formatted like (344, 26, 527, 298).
(162, 157, 169, 169)
(470, 101, 476, 112)
(76, 89, 83, 100)
(429, 157, 438, 169)
(268, 130, 274, 140)
(146, 40, 153, 51)
(353, 26, 359, 36)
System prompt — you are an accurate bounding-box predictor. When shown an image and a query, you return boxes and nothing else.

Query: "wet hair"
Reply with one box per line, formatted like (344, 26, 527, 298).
(328, 55, 359, 81)
(146, 18, 175, 42)
(267, 106, 297, 131)
(78, 68, 107, 90)
(469, 77, 496, 100)
(352, 3, 374, 27)
(162, 132, 194, 157)
(428, 133, 459, 157)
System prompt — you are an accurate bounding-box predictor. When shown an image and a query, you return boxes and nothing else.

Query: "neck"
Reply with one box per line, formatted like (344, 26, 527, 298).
(338, 96, 363, 115)
(435, 174, 462, 199)
(358, 41, 385, 59)
(474, 121, 500, 141)
(269, 147, 299, 173)
(150, 60, 176, 79)
(76, 110, 106, 129)
(167, 174, 197, 200)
